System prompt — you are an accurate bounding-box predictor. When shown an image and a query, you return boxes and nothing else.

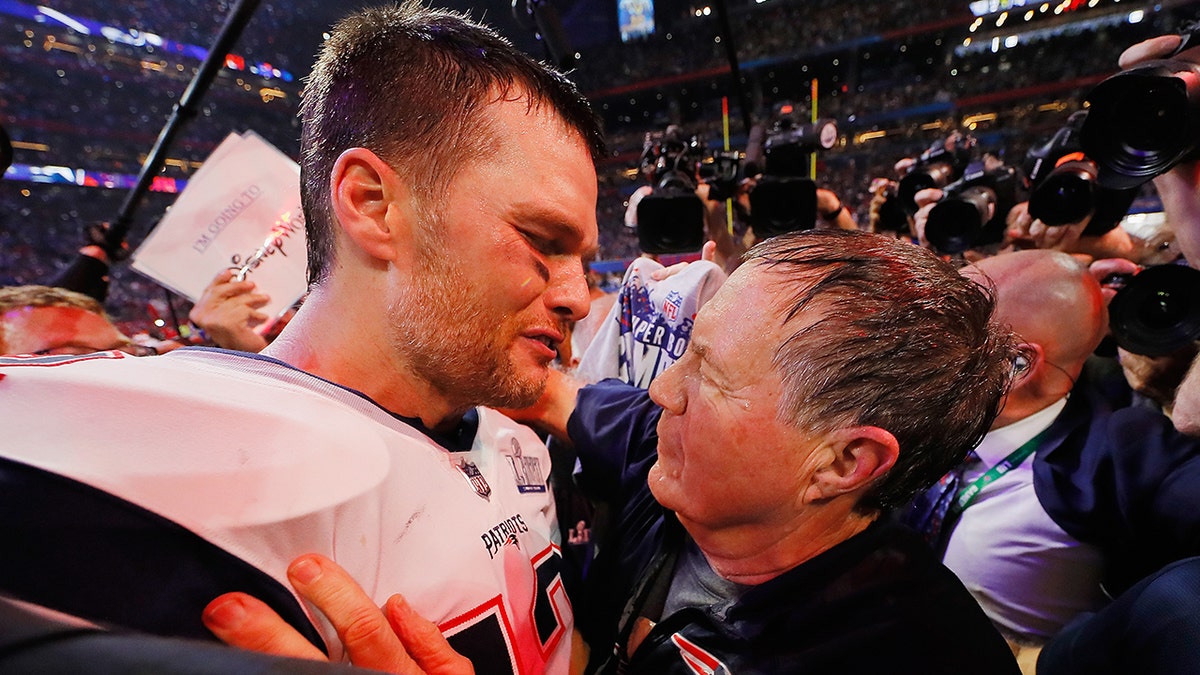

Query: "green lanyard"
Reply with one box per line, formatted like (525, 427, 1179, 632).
(948, 426, 1055, 519)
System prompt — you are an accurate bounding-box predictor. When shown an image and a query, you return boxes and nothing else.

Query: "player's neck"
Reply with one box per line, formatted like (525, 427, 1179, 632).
(263, 287, 468, 431)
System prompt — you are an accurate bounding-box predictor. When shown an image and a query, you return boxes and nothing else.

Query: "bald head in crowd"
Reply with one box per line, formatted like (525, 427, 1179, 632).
(0, 285, 133, 356)
(964, 250, 1108, 427)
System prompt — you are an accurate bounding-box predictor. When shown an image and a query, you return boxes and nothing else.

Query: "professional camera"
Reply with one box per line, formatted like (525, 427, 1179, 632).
(871, 180, 913, 235)
(1024, 110, 1136, 235)
(1109, 264, 1200, 356)
(895, 131, 978, 215)
(697, 149, 743, 203)
(924, 159, 1025, 254)
(1082, 26, 1200, 189)
(747, 117, 837, 237)
(634, 127, 708, 254)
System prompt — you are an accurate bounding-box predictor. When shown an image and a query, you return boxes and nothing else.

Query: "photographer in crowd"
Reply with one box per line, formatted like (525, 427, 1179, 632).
(1030, 29, 1200, 675)
(0, 4, 604, 673)
(1120, 33, 1200, 438)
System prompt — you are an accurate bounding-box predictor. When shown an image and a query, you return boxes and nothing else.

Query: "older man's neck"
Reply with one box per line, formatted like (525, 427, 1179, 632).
(680, 510, 878, 586)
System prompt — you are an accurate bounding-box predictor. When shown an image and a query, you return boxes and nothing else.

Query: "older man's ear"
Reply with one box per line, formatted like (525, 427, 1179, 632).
(803, 426, 899, 504)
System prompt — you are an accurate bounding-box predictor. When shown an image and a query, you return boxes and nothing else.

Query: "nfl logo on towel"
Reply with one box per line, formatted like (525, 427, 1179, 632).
(663, 290, 682, 321)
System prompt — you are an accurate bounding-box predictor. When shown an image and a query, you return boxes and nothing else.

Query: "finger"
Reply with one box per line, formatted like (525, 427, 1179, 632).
(203, 593, 328, 661)
(1089, 257, 1140, 284)
(288, 555, 422, 674)
(1029, 219, 1047, 242)
(384, 595, 475, 675)
(246, 293, 272, 309)
(1042, 223, 1067, 248)
(1006, 202, 1031, 231)
(913, 188, 943, 209)
(701, 240, 717, 262)
(650, 262, 688, 281)
(211, 279, 260, 301)
(1119, 35, 1182, 69)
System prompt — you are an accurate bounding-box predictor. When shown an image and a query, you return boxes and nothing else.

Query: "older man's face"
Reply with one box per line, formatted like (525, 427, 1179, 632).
(647, 262, 827, 533)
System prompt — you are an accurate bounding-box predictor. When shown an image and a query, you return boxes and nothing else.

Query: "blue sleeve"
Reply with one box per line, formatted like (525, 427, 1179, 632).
(1107, 408, 1200, 569)
(1039, 557, 1200, 675)
(566, 379, 663, 502)
(1036, 404, 1200, 592)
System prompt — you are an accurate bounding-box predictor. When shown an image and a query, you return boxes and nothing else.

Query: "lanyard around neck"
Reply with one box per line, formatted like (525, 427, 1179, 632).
(948, 425, 1055, 519)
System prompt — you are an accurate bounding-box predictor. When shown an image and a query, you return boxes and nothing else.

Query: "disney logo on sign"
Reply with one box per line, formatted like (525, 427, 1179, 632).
(229, 210, 305, 281)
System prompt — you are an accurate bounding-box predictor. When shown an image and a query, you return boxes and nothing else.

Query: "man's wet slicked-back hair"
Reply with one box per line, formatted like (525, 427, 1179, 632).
(746, 230, 1019, 512)
(299, 1, 605, 284)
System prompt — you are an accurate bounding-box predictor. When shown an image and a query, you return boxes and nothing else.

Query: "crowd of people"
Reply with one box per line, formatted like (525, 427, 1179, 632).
(6, 1, 1200, 674)
(3, 0, 1195, 325)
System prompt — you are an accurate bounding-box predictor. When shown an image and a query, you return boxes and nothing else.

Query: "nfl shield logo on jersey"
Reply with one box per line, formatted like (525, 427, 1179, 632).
(457, 459, 492, 500)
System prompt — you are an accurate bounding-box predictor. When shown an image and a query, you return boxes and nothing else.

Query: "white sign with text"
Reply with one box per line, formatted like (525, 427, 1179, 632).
(132, 131, 307, 332)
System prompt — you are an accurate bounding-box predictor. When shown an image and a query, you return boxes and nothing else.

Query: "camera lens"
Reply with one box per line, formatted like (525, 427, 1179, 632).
(1028, 161, 1096, 226)
(925, 187, 994, 254)
(1109, 264, 1200, 356)
(1083, 63, 1200, 190)
(1137, 288, 1188, 330)
(1116, 80, 1187, 155)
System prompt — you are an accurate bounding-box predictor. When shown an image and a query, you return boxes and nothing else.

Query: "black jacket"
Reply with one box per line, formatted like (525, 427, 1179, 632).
(569, 380, 1020, 675)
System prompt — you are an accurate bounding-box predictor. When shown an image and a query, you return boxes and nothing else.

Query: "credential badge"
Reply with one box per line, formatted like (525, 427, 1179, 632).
(506, 437, 547, 493)
(457, 459, 491, 500)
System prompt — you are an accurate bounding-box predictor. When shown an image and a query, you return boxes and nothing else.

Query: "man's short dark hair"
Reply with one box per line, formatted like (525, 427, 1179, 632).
(299, 1, 605, 284)
(746, 231, 1018, 511)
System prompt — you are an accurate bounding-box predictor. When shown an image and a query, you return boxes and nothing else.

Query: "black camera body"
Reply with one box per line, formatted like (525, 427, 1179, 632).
(1024, 110, 1136, 235)
(698, 150, 743, 203)
(746, 118, 836, 237)
(872, 180, 913, 234)
(1109, 264, 1200, 356)
(924, 162, 1025, 254)
(895, 132, 978, 216)
(634, 128, 706, 254)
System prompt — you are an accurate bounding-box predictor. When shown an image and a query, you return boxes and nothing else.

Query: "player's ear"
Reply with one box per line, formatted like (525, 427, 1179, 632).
(329, 148, 416, 263)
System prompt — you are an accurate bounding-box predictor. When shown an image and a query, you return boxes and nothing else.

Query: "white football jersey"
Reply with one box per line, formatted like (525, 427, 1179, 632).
(0, 348, 571, 674)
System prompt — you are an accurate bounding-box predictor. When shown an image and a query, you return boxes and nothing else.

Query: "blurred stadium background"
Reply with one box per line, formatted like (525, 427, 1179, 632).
(0, 0, 1187, 333)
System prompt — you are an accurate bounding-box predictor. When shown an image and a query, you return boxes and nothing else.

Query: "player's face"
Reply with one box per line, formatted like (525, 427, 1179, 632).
(1, 306, 132, 356)
(389, 97, 597, 411)
(647, 264, 826, 534)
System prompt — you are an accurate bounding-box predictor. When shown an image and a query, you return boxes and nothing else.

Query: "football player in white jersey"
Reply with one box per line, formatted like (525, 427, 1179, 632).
(0, 3, 604, 673)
